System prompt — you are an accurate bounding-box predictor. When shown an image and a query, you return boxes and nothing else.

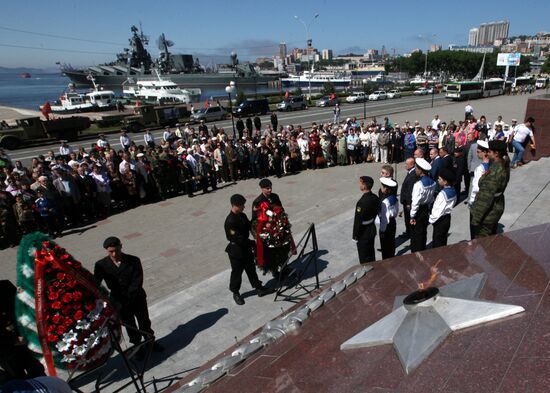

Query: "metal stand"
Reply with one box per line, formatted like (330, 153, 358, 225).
(68, 319, 154, 393)
(274, 223, 320, 302)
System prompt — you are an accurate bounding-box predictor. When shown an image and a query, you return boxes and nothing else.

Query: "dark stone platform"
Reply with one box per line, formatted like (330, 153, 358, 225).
(525, 94, 550, 162)
(173, 224, 550, 392)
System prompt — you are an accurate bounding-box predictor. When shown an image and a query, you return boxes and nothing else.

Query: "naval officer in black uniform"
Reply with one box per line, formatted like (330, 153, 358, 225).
(225, 194, 271, 305)
(353, 176, 381, 263)
(94, 236, 164, 358)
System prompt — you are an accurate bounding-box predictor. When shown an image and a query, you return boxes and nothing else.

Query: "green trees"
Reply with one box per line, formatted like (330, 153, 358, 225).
(385, 50, 531, 79)
(321, 81, 336, 95)
(541, 56, 550, 74)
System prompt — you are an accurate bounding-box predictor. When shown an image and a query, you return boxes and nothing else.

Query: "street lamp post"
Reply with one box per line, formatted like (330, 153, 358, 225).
(362, 78, 367, 120)
(294, 13, 319, 100)
(225, 81, 236, 138)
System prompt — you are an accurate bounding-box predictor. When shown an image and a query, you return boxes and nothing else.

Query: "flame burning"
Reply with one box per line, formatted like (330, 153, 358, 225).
(419, 260, 442, 290)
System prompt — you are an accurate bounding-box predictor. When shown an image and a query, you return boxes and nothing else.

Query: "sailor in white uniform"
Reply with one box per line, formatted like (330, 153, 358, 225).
(378, 177, 399, 259)
(468, 140, 490, 208)
(429, 168, 457, 248)
(410, 158, 436, 252)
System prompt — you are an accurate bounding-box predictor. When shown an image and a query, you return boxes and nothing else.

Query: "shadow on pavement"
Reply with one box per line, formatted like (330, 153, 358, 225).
(71, 308, 228, 390)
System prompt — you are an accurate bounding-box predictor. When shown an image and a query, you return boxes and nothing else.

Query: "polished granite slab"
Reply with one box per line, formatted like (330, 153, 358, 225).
(173, 223, 550, 392)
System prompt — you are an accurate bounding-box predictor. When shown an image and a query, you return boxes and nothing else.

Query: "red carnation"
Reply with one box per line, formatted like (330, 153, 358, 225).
(47, 333, 58, 343)
(62, 293, 73, 303)
(52, 301, 62, 310)
(52, 314, 63, 324)
(63, 317, 73, 327)
(61, 253, 70, 261)
(43, 241, 51, 248)
(56, 325, 66, 335)
(59, 282, 66, 289)
(53, 281, 60, 288)
(74, 310, 85, 321)
(85, 302, 95, 312)
(48, 291, 59, 301)
(57, 273, 66, 281)
(72, 291, 83, 302)
(47, 325, 55, 333)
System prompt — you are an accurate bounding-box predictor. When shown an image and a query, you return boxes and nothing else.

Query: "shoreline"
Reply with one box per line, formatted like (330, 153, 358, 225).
(0, 105, 42, 122)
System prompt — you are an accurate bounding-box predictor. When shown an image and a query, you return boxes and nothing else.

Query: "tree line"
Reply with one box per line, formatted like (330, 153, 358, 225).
(385, 50, 532, 79)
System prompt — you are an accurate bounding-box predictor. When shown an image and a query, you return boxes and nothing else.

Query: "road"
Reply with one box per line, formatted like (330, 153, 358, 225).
(7, 94, 449, 164)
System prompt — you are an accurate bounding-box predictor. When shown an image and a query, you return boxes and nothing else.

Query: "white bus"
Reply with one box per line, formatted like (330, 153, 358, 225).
(512, 76, 534, 88)
(482, 78, 505, 97)
(445, 81, 483, 100)
(535, 77, 548, 89)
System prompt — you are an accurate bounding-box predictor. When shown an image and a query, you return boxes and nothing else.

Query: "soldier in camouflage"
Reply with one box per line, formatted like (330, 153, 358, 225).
(470, 140, 510, 239)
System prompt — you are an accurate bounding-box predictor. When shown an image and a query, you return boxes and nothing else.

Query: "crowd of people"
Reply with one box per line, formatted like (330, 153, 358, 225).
(0, 106, 535, 249)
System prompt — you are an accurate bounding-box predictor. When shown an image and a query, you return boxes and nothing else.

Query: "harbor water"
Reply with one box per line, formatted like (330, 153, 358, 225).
(0, 72, 285, 111)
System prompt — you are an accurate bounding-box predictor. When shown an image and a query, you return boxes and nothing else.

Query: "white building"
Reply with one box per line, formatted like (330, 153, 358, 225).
(469, 28, 479, 46)
(469, 21, 509, 46)
(321, 49, 333, 61)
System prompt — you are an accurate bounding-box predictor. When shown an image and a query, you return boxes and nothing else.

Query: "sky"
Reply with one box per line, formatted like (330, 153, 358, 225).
(1, 0, 549, 69)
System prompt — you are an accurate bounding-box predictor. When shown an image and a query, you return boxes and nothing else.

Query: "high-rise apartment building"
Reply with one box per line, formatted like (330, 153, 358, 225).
(321, 49, 333, 60)
(279, 42, 287, 60)
(468, 21, 509, 46)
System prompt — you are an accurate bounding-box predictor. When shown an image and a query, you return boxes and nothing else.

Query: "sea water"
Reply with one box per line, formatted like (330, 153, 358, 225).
(0, 73, 283, 111)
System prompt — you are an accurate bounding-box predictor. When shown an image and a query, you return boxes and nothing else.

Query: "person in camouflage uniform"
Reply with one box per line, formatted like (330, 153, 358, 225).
(470, 140, 510, 239)
(150, 153, 170, 200)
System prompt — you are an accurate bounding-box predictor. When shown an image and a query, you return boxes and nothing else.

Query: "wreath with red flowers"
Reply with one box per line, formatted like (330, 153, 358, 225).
(15, 232, 117, 376)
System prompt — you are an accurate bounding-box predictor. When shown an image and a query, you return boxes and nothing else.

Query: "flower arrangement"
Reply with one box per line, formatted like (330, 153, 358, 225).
(15, 232, 116, 376)
(253, 201, 294, 273)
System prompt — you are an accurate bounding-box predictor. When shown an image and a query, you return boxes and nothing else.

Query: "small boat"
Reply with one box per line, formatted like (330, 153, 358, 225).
(85, 75, 117, 110)
(122, 70, 201, 104)
(44, 83, 95, 114)
(20, 73, 32, 78)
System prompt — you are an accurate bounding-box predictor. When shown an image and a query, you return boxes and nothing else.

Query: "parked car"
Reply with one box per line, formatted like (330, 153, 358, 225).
(346, 92, 367, 103)
(316, 96, 340, 107)
(277, 96, 307, 111)
(368, 91, 387, 101)
(233, 98, 269, 117)
(191, 106, 228, 122)
(387, 89, 402, 99)
(413, 88, 429, 96)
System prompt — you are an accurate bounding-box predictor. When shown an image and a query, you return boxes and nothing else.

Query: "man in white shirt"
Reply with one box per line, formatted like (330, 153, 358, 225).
(59, 141, 72, 157)
(119, 131, 132, 151)
(431, 114, 441, 131)
(118, 152, 136, 174)
(511, 117, 536, 168)
(96, 134, 109, 149)
(464, 103, 474, 120)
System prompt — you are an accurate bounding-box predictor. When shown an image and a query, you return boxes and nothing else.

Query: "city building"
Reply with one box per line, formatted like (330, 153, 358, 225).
(448, 45, 495, 54)
(321, 49, 333, 61)
(469, 28, 480, 46)
(279, 42, 287, 60)
(430, 44, 442, 52)
(468, 21, 509, 46)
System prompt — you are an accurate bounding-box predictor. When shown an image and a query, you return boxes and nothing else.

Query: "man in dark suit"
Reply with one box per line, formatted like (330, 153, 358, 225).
(94, 237, 163, 357)
(400, 157, 417, 238)
(429, 148, 443, 180)
(225, 194, 271, 305)
(353, 176, 381, 263)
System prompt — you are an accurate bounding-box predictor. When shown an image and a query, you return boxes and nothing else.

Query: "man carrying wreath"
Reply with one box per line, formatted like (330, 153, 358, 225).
(251, 179, 296, 278)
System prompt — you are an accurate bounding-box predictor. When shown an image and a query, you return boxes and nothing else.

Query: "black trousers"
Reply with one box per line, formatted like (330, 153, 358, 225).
(118, 292, 154, 345)
(411, 205, 429, 252)
(432, 214, 451, 248)
(229, 255, 261, 294)
(402, 204, 412, 237)
(380, 218, 396, 259)
(357, 224, 376, 263)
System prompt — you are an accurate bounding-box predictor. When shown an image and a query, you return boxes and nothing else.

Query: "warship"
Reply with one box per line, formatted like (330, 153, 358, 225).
(60, 25, 279, 88)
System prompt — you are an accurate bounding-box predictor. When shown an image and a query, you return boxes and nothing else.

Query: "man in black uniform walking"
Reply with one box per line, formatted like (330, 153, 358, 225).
(225, 194, 271, 305)
(94, 237, 163, 357)
(353, 176, 380, 264)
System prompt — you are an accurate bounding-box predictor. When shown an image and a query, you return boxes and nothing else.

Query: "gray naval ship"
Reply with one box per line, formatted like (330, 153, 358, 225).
(60, 25, 279, 88)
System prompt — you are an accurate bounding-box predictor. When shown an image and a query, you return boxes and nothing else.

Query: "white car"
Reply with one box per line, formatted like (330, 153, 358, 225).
(368, 91, 387, 101)
(191, 106, 228, 122)
(413, 88, 429, 96)
(346, 92, 367, 103)
(387, 89, 401, 99)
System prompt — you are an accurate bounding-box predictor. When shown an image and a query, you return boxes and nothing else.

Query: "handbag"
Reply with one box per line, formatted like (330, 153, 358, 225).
(367, 153, 374, 162)
(316, 156, 326, 166)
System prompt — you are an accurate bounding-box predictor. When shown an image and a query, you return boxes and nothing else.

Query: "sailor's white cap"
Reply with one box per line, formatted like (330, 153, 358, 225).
(380, 177, 397, 188)
(415, 157, 431, 171)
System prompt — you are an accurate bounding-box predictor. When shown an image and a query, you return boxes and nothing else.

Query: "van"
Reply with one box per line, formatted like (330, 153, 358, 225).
(277, 96, 307, 111)
(233, 98, 269, 117)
